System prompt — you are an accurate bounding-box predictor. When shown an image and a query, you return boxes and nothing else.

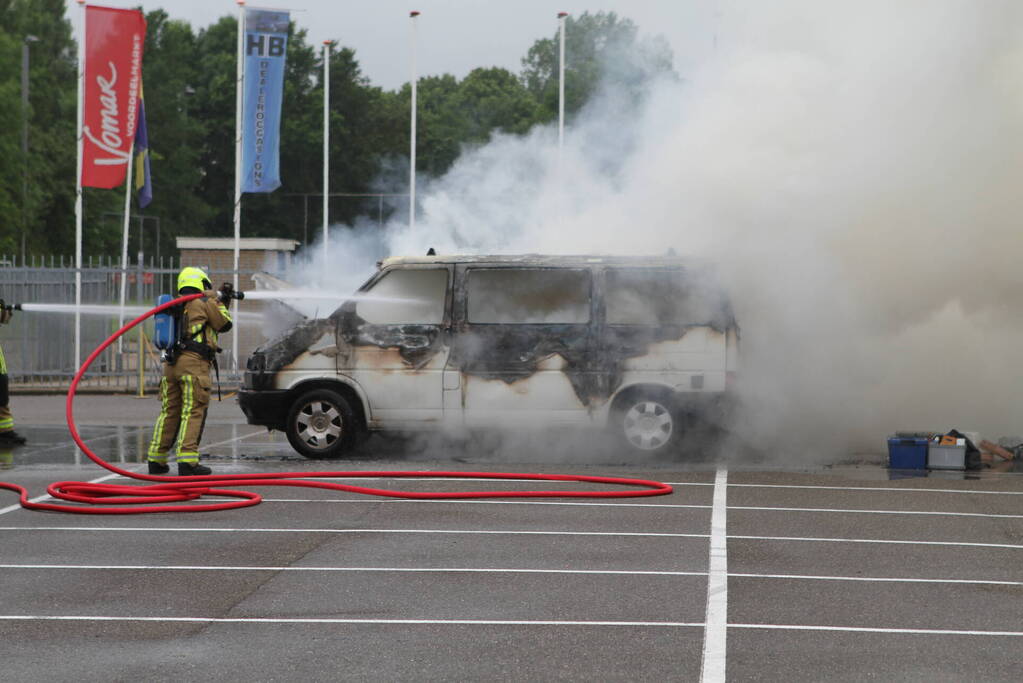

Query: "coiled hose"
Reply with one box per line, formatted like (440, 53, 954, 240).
(0, 293, 672, 514)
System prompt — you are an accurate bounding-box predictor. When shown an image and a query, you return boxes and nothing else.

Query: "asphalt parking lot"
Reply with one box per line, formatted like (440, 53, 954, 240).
(1, 395, 1021, 681)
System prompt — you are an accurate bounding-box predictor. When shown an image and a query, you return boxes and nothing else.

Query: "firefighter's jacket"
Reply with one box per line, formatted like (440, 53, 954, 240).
(180, 293, 233, 362)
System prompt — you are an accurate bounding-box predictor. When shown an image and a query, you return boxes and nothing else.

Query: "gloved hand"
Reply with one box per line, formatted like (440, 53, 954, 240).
(0, 300, 13, 325)
(217, 282, 235, 305)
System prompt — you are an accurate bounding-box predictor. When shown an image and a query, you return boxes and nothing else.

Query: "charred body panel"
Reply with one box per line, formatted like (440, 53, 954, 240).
(338, 308, 445, 370)
(244, 317, 334, 390)
(450, 323, 597, 401)
(240, 255, 738, 434)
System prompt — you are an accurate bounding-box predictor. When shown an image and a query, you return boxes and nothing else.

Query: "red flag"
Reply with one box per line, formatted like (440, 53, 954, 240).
(81, 6, 147, 188)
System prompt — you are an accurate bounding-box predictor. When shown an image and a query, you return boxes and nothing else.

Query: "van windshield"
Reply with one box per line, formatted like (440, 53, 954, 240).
(355, 268, 448, 325)
(606, 268, 726, 326)
(467, 268, 590, 324)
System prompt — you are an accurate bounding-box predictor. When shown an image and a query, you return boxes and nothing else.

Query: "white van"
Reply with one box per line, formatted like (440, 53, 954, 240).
(239, 254, 739, 457)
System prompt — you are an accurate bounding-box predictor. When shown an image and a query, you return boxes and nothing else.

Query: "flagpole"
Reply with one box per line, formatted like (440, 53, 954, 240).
(322, 40, 330, 278)
(557, 12, 568, 228)
(232, 0, 245, 371)
(74, 0, 86, 372)
(117, 141, 136, 354)
(409, 11, 419, 231)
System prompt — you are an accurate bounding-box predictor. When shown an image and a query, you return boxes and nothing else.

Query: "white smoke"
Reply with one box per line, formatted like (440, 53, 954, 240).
(288, 0, 1023, 457)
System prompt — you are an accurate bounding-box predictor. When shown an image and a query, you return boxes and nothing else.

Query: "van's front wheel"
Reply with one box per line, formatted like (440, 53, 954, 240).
(613, 392, 681, 455)
(285, 388, 359, 459)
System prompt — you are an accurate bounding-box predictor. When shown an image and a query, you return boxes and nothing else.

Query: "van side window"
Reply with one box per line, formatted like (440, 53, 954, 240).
(468, 268, 590, 324)
(606, 269, 717, 325)
(356, 268, 448, 325)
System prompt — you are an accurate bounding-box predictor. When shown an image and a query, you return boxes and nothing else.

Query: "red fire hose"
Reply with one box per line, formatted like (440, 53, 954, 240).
(0, 293, 672, 514)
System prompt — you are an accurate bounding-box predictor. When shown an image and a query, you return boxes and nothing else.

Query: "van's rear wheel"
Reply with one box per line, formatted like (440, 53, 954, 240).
(285, 388, 359, 459)
(613, 392, 680, 454)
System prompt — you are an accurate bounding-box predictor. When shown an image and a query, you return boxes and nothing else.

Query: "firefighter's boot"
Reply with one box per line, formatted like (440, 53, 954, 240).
(0, 430, 27, 446)
(178, 461, 211, 476)
(148, 460, 170, 474)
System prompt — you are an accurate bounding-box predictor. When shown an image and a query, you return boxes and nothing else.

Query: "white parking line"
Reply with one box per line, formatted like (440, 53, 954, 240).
(729, 573, 1023, 586)
(0, 526, 711, 538)
(259, 498, 710, 509)
(730, 535, 1023, 550)
(3, 563, 1021, 587)
(252, 497, 1021, 518)
(732, 505, 1023, 520)
(700, 466, 728, 683)
(0, 615, 706, 627)
(666, 482, 1023, 497)
(0, 563, 705, 576)
(730, 623, 1023, 637)
(724, 483, 1023, 496)
(0, 616, 1019, 636)
(2, 526, 1021, 550)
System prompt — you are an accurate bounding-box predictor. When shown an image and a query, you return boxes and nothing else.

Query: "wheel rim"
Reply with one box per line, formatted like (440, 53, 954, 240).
(623, 400, 673, 451)
(296, 400, 343, 450)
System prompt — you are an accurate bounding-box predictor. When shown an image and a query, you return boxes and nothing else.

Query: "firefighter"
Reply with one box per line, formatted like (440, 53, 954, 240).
(146, 267, 233, 475)
(0, 304, 27, 446)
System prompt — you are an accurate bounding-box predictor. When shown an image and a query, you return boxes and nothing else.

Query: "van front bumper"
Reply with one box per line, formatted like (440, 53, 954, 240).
(238, 388, 289, 431)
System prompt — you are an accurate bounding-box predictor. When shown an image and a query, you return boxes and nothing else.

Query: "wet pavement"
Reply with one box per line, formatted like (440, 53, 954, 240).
(1, 395, 1022, 681)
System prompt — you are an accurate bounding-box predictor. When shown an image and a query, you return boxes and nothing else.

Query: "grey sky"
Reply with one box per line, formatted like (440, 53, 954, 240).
(66, 1, 722, 90)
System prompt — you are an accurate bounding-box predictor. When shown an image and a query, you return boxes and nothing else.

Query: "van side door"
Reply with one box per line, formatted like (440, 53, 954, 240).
(448, 266, 596, 427)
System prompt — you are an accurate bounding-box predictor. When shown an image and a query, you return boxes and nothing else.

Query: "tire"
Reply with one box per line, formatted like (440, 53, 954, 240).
(285, 388, 360, 459)
(613, 391, 681, 455)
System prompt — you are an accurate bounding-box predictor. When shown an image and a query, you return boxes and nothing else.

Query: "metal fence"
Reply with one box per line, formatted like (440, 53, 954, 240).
(0, 255, 252, 390)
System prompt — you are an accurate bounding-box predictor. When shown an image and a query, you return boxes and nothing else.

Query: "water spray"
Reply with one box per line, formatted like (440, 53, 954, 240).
(2, 284, 259, 322)
(243, 289, 423, 305)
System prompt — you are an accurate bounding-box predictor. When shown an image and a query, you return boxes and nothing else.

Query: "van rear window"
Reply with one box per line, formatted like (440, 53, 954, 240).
(357, 268, 448, 324)
(467, 268, 590, 324)
(606, 269, 722, 325)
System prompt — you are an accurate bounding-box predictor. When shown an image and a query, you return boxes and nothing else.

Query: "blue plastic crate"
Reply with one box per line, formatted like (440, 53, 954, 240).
(888, 437, 928, 469)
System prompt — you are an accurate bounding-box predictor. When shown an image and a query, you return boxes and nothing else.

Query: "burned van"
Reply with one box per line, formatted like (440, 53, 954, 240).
(239, 254, 739, 457)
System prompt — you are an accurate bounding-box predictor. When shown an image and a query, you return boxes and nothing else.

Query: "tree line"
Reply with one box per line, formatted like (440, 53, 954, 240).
(0, 0, 673, 261)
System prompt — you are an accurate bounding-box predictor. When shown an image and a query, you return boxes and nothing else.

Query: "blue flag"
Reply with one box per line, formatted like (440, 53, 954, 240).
(134, 84, 152, 208)
(241, 9, 289, 193)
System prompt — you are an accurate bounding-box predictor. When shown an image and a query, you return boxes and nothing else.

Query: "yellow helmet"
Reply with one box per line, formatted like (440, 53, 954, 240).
(177, 266, 211, 293)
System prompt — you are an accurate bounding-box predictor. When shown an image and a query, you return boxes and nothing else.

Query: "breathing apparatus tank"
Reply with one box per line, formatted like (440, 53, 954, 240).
(152, 283, 244, 356)
(152, 294, 178, 351)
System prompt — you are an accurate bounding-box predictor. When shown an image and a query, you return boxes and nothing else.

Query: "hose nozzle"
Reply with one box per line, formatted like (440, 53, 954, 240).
(0, 299, 21, 312)
(217, 283, 245, 304)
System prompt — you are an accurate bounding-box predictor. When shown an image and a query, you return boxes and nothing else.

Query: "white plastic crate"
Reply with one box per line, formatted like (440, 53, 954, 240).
(928, 444, 966, 470)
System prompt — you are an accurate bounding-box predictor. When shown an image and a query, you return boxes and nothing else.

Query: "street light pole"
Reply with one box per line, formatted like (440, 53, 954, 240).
(21, 35, 39, 266)
(557, 14, 567, 155)
(409, 11, 420, 231)
(322, 40, 331, 279)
